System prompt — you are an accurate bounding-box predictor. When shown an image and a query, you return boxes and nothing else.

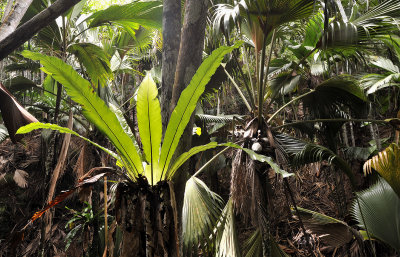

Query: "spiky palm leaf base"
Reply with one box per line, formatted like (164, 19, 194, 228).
(231, 137, 273, 255)
(115, 178, 175, 257)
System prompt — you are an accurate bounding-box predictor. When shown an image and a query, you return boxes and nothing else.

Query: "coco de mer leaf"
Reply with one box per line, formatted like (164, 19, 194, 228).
(21, 51, 143, 178)
(159, 42, 243, 177)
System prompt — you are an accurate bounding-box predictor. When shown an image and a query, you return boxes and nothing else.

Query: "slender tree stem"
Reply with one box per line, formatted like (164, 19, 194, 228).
(258, 37, 267, 130)
(267, 90, 315, 123)
(232, 50, 256, 109)
(193, 146, 230, 178)
(223, 67, 252, 112)
(284, 178, 316, 256)
(242, 46, 255, 100)
(104, 176, 108, 253)
(262, 29, 277, 94)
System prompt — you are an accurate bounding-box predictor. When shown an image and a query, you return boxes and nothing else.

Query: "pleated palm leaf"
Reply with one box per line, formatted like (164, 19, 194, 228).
(320, 0, 400, 50)
(351, 177, 400, 251)
(361, 57, 400, 95)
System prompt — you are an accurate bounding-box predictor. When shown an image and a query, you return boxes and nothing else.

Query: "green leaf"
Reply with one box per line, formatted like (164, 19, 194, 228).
(159, 42, 243, 176)
(167, 142, 219, 180)
(224, 142, 293, 178)
(16, 122, 120, 161)
(21, 51, 143, 177)
(351, 177, 400, 251)
(2, 76, 38, 94)
(87, 0, 162, 37)
(109, 103, 141, 153)
(182, 177, 224, 255)
(67, 43, 113, 87)
(243, 229, 263, 257)
(136, 74, 162, 185)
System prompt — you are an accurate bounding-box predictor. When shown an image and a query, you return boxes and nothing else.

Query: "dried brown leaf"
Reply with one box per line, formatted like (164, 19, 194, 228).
(13, 169, 28, 188)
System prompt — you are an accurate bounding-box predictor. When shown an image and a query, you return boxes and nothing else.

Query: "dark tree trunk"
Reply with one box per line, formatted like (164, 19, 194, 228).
(116, 180, 175, 257)
(160, 0, 181, 132)
(170, 0, 208, 111)
(0, 0, 81, 60)
(169, 0, 208, 222)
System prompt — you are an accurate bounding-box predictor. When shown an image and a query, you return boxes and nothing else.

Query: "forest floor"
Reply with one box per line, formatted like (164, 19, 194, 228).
(0, 126, 398, 256)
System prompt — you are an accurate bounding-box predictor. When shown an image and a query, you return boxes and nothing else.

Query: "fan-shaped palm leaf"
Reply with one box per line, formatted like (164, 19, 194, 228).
(243, 229, 289, 257)
(195, 114, 243, 124)
(302, 77, 368, 119)
(215, 199, 241, 257)
(182, 177, 224, 255)
(361, 57, 400, 94)
(320, 0, 400, 50)
(351, 177, 400, 251)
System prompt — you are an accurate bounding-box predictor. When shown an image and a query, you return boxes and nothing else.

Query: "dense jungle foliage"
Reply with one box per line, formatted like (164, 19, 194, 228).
(0, 0, 400, 256)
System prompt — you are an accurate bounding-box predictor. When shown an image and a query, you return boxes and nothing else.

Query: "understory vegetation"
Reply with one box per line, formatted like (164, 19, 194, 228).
(0, 0, 400, 256)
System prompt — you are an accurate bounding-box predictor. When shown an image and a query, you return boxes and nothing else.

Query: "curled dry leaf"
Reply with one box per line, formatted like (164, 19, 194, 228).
(13, 169, 28, 188)
(0, 83, 38, 143)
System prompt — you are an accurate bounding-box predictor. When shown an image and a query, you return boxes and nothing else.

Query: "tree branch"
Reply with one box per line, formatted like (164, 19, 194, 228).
(0, 0, 81, 60)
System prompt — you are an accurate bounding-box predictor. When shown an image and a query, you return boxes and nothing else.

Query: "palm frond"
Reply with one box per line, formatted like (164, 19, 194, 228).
(361, 73, 399, 95)
(243, 229, 262, 257)
(88, 0, 162, 38)
(321, 0, 400, 50)
(342, 146, 375, 161)
(0, 124, 9, 144)
(302, 77, 368, 119)
(195, 114, 243, 124)
(364, 143, 400, 197)
(182, 177, 224, 255)
(67, 43, 113, 87)
(294, 207, 353, 247)
(371, 57, 400, 73)
(215, 199, 241, 257)
(351, 177, 400, 251)
(274, 133, 355, 185)
(2, 76, 39, 94)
